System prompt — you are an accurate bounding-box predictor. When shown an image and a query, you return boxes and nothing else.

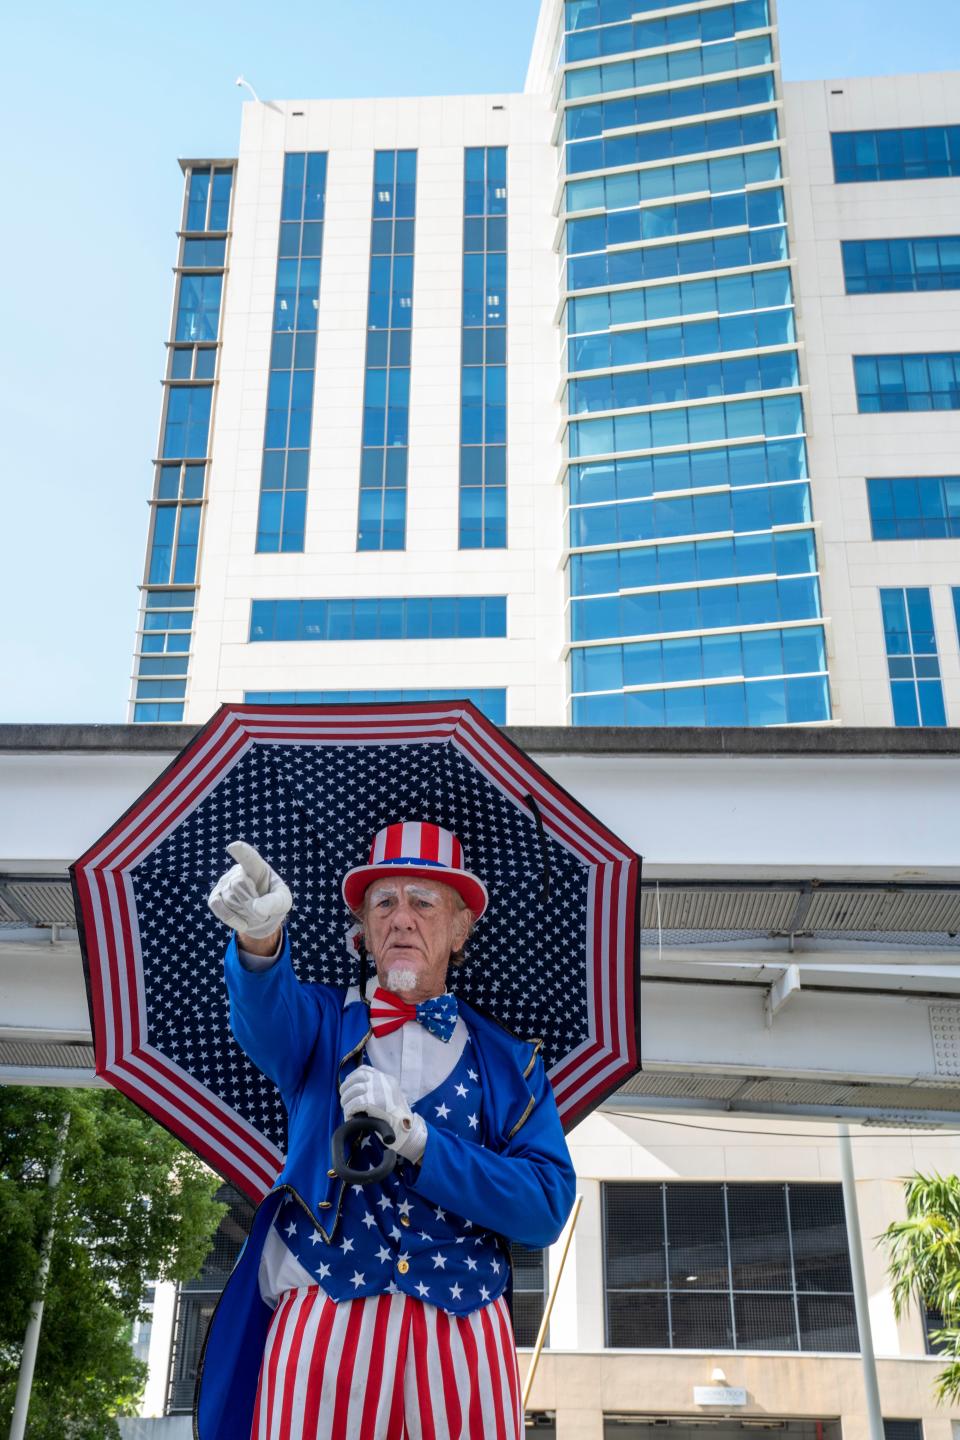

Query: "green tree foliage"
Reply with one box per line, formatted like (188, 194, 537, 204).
(0, 1086, 226, 1439)
(881, 1172, 960, 1403)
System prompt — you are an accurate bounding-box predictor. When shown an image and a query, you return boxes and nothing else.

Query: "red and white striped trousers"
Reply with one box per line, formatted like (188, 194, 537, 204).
(251, 1286, 523, 1440)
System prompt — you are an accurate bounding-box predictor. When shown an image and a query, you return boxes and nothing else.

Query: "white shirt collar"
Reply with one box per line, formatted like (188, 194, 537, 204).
(364, 975, 449, 1002)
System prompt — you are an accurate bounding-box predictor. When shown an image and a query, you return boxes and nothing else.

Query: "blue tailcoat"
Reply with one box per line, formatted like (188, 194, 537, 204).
(195, 935, 576, 1440)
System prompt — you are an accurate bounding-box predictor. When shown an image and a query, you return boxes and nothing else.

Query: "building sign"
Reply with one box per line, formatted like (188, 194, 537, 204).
(693, 1386, 748, 1407)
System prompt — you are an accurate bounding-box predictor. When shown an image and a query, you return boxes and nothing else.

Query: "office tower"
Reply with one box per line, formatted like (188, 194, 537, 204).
(131, 2, 960, 728)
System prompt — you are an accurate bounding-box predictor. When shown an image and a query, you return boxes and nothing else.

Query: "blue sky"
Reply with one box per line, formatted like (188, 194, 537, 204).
(1, 0, 957, 724)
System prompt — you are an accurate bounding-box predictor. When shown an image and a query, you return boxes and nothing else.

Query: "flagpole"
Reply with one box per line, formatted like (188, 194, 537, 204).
(521, 1193, 583, 1414)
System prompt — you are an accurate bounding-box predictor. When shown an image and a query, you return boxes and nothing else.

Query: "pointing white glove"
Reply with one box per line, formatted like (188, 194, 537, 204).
(339, 1065, 427, 1164)
(207, 841, 292, 941)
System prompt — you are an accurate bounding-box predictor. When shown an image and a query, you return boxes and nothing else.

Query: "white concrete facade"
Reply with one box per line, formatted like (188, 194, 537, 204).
(786, 72, 960, 728)
(521, 1111, 960, 1440)
(186, 95, 564, 725)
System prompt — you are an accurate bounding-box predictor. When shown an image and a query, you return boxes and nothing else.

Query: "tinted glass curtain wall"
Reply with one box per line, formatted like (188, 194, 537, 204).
(256, 152, 327, 553)
(460, 147, 508, 549)
(134, 162, 233, 723)
(358, 150, 417, 551)
(559, 0, 830, 728)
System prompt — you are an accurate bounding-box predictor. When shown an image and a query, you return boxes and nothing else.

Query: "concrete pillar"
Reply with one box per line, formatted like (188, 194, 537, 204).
(556, 1409, 604, 1440)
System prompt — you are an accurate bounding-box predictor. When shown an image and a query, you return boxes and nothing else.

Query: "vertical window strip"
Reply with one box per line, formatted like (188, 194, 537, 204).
(558, 12, 828, 729)
(357, 150, 417, 551)
(134, 162, 234, 723)
(256, 152, 327, 554)
(880, 588, 946, 727)
(460, 147, 508, 550)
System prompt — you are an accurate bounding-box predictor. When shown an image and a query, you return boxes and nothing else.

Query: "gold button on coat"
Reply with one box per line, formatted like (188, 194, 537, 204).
(400, 1215, 411, 1227)
(397, 1260, 410, 1275)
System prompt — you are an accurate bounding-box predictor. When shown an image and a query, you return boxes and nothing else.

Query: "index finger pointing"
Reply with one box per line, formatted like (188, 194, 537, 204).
(226, 841, 271, 896)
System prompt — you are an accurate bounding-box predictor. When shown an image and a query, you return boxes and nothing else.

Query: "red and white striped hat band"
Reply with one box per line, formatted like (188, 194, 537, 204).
(341, 821, 489, 918)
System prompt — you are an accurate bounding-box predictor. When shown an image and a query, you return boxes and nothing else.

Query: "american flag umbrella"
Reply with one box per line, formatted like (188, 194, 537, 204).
(71, 701, 641, 1203)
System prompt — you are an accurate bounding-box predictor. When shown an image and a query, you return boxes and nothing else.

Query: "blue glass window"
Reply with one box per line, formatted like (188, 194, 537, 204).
(879, 589, 946, 727)
(569, 437, 808, 503)
(568, 392, 804, 460)
(842, 238, 960, 294)
(954, 590, 960, 648)
(565, 72, 775, 142)
(174, 273, 223, 342)
(567, 268, 793, 336)
(134, 703, 186, 722)
(867, 477, 960, 539)
(571, 674, 829, 726)
(568, 225, 788, 293)
(854, 354, 960, 414)
(461, 147, 508, 550)
(185, 165, 233, 231)
(565, 34, 773, 101)
(209, 168, 234, 231)
(832, 127, 960, 184)
(358, 151, 417, 552)
(569, 309, 795, 374)
(181, 237, 226, 267)
(243, 688, 508, 724)
(185, 169, 210, 232)
(162, 386, 212, 459)
(566, 188, 785, 257)
(256, 152, 327, 553)
(564, 109, 778, 178)
(570, 575, 820, 642)
(133, 590, 194, 722)
(567, 350, 799, 416)
(564, 0, 770, 63)
(569, 529, 816, 592)
(249, 596, 507, 642)
(146, 504, 203, 587)
(155, 462, 206, 502)
(566, 147, 782, 213)
(572, 625, 826, 692)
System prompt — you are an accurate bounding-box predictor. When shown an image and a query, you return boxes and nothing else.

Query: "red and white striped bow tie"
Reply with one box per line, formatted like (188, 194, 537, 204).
(369, 986, 458, 1042)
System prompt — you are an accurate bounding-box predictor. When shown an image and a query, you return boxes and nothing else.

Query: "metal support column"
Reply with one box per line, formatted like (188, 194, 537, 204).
(838, 1123, 885, 1440)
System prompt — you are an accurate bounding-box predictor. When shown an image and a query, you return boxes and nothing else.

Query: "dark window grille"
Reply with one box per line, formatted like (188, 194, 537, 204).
(883, 1423, 922, 1440)
(166, 1184, 255, 1414)
(924, 1304, 951, 1356)
(510, 1243, 548, 1347)
(603, 1182, 859, 1352)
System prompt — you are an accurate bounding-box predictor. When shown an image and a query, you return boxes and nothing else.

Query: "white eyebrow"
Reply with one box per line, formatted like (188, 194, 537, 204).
(404, 884, 442, 901)
(368, 883, 401, 902)
(368, 881, 442, 903)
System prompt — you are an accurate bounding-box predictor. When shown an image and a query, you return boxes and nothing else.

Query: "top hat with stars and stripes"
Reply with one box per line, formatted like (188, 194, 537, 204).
(341, 821, 489, 918)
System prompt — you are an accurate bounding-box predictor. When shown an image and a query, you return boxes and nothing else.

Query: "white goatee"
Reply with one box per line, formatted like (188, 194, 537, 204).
(385, 968, 419, 994)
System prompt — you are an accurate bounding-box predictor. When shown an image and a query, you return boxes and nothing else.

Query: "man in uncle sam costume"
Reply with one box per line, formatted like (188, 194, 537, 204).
(200, 819, 576, 1440)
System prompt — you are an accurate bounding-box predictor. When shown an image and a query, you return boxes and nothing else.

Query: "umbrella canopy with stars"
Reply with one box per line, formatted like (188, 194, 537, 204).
(71, 701, 641, 1203)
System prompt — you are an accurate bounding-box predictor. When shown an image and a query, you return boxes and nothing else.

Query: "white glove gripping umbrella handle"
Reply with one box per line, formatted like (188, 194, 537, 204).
(330, 1116, 398, 1184)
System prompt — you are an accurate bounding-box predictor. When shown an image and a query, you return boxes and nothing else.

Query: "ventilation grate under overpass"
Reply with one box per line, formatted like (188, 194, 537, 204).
(4, 876, 959, 943)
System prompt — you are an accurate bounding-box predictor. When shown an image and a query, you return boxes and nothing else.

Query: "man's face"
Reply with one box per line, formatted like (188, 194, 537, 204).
(362, 878, 473, 1002)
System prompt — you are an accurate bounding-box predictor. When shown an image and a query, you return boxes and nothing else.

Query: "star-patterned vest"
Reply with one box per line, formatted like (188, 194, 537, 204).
(273, 1042, 509, 1316)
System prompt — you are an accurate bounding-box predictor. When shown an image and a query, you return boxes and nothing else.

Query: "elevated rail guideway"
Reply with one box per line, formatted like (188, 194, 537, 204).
(2, 723, 959, 1126)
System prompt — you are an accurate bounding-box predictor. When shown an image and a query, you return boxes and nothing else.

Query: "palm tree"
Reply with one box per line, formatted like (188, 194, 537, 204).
(880, 1173, 960, 1403)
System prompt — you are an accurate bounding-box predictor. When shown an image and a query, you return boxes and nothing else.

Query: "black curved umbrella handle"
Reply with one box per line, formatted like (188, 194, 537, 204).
(330, 1114, 398, 1184)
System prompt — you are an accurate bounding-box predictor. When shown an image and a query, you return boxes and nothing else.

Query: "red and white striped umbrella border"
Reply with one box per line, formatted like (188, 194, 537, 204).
(72, 701, 640, 1199)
